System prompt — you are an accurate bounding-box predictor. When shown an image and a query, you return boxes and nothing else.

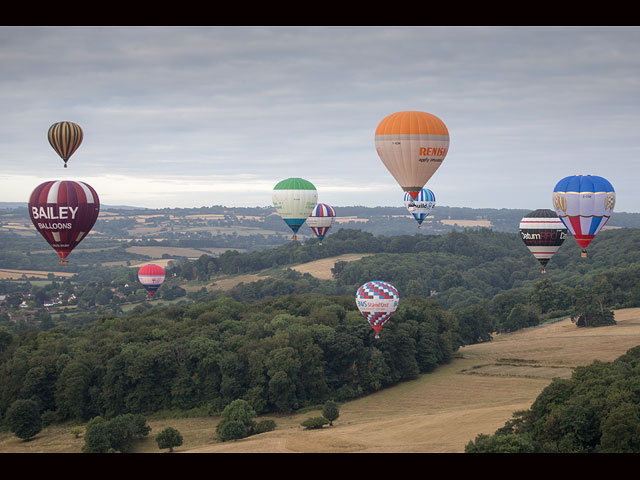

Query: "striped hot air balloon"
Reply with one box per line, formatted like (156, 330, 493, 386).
(272, 178, 317, 241)
(138, 264, 165, 299)
(375, 111, 449, 200)
(519, 209, 567, 273)
(306, 203, 336, 244)
(28, 180, 100, 265)
(552, 175, 615, 257)
(403, 188, 436, 227)
(48, 121, 83, 168)
(356, 281, 400, 339)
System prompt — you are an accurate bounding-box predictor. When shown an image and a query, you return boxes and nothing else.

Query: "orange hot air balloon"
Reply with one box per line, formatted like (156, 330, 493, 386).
(375, 111, 449, 200)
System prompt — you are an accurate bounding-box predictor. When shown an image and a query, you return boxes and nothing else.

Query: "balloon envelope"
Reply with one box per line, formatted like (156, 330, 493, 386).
(552, 175, 615, 256)
(28, 180, 100, 264)
(48, 121, 83, 168)
(356, 281, 399, 338)
(404, 188, 436, 226)
(375, 111, 449, 199)
(306, 203, 336, 243)
(519, 209, 567, 273)
(272, 178, 318, 240)
(138, 264, 165, 298)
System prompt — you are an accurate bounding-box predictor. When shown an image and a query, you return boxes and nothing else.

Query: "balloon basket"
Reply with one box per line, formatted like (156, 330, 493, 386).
(581, 250, 588, 258)
(374, 334, 380, 339)
(541, 269, 546, 274)
(58, 260, 68, 266)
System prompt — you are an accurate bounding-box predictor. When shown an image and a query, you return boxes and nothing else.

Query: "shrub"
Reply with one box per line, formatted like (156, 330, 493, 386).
(217, 420, 249, 442)
(254, 419, 276, 434)
(301, 417, 329, 430)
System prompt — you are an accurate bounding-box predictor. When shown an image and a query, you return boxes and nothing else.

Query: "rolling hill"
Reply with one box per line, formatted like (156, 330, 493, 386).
(2, 307, 639, 453)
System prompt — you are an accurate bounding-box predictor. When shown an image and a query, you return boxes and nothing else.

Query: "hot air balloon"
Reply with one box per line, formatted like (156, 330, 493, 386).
(375, 111, 449, 200)
(404, 188, 436, 228)
(28, 180, 100, 265)
(272, 178, 317, 241)
(48, 121, 83, 168)
(552, 175, 615, 258)
(519, 209, 567, 273)
(356, 281, 399, 339)
(306, 203, 336, 244)
(138, 264, 166, 299)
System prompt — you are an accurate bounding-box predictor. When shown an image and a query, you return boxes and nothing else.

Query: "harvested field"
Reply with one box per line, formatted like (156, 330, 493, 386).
(125, 246, 210, 258)
(440, 219, 493, 228)
(0, 269, 75, 279)
(334, 216, 368, 223)
(207, 273, 271, 290)
(290, 253, 373, 280)
(185, 253, 373, 292)
(127, 259, 176, 269)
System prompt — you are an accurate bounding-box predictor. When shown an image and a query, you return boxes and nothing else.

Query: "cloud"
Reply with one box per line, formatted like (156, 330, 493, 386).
(1, 26, 639, 212)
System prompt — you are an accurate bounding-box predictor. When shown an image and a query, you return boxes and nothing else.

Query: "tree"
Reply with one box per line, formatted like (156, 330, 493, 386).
(55, 360, 93, 421)
(156, 426, 183, 452)
(501, 303, 540, 333)
(322, 400, 339, 426)
(598, 402, 640, 453)
(6, 399, 42, 441)
(216, 399, 257, 442)
(455, 301, 494, 343)
(82, 414, 151, 453)
(529, 278, 555, 314)
(82, 417, 112, 453)
(465, 432, 537, 453)
(571, 284, 616, 328)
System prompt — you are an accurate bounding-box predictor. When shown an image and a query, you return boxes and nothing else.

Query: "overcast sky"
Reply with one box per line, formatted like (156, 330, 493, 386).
(1, 26, 639, 212)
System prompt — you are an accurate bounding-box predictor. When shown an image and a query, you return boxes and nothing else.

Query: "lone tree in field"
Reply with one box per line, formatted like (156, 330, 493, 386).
(156, 427, 183, 452)
(6, 399, 42, 441)
(216, 399, 257, 442)
(322, 400, 340, 426)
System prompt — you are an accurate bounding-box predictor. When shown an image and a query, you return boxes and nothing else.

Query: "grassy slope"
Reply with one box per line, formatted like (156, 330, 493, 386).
(2, 308, 639, 453)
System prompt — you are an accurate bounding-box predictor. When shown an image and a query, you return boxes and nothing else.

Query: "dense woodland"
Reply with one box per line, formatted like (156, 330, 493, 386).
(2, 207, 640, 450)
(0, 294, 458, 422)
